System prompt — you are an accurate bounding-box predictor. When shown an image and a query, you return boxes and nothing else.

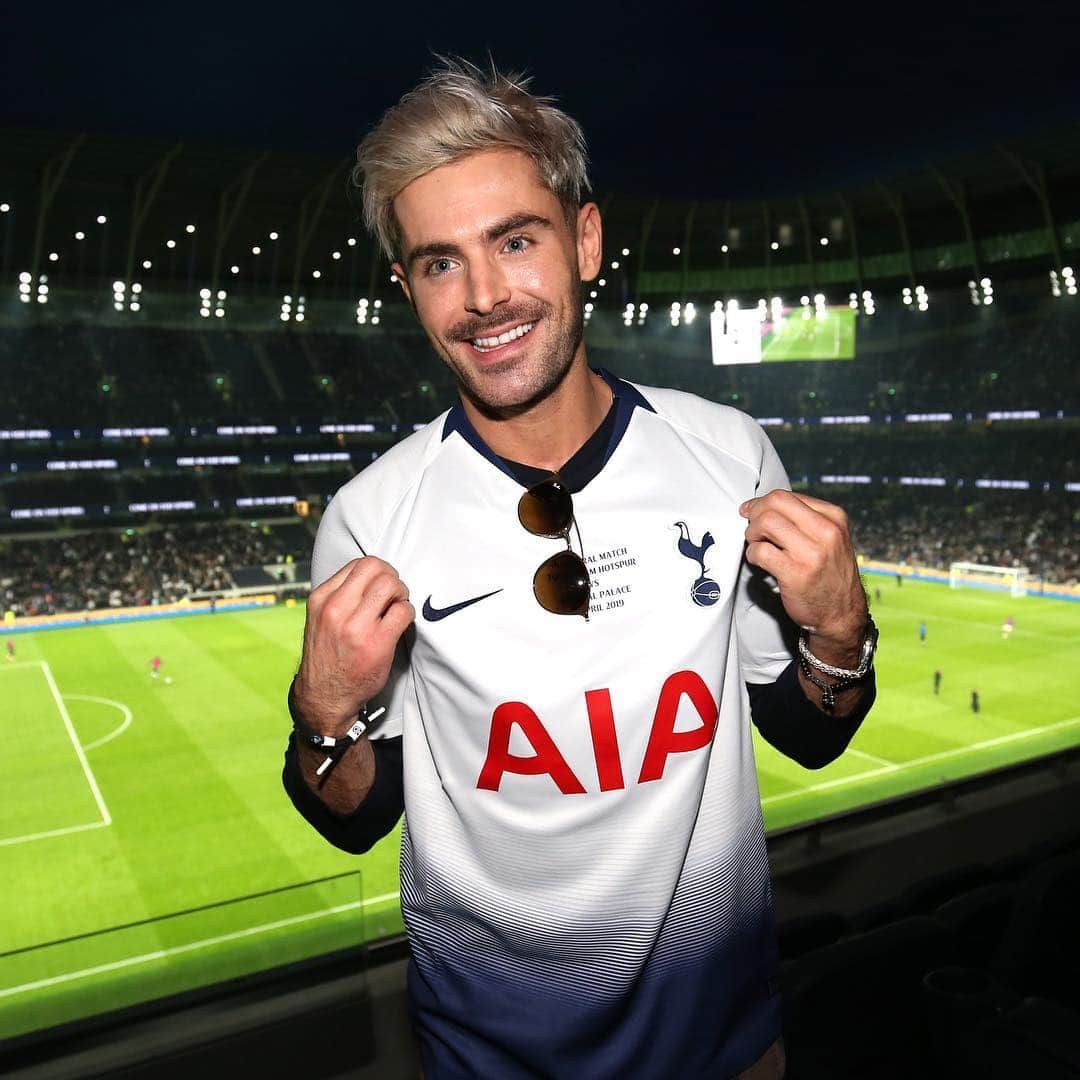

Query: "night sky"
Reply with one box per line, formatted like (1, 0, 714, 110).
(4, 2, 1079, 199)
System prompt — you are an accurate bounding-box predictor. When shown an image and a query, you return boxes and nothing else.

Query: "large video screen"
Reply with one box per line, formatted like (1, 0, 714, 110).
(711, 303, 856, 364)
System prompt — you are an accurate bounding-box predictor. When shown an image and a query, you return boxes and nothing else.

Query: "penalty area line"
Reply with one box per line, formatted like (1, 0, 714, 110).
(40, 661, 111, 826)
(0, 890, 403, 999)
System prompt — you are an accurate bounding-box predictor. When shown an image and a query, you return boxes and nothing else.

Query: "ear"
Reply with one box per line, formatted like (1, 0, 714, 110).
(576, 203, 603, 283)
(390, 262, 414, 306)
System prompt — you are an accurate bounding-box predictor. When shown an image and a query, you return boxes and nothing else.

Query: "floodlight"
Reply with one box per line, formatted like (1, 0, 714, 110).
(770, 241, 779, 250)
(585, 302, 594, 312)
(373, 299, 382, 308)
(903, 287, 911, 296)
(217, 290, 227, 299)
(280, 312, 290, 321)
(598, 278, 606, 286)
(113, 281, 125, 291)
(389, 274, 397, 283)
(215, 308, 225, 317)
(200, 288, 211, 299)
(186, 224, 196, 233)
(721, 244, 728, 253)
(200, 308, 210, 317)
(114, 302, 124, 311)
(371, 316, 379, 324)
(130, 301, 140, 311)
(358, 298, 369, 307)
(639, 302, 648, 312)
(589, 290, 597, 298)
(268, 231, 278, 240)
(672, 247, 680, 255)
(97, 215, 107, 224)
(621, 248, 630, 256)
(19, 283, 30, 294)
(332, 251, 341, 260)
(143, 260, 152, 269)
(48, 252, 59, 261)
(166, 239, 176, 249)
(347, 237, 357, 246)
(0, 203, 9, 212)
(230, 265, 239, 274)
(814, 293, 825, 305)
(75, 231, 85, 240)
(296, 312, 305, 322)
(132, 283, 142, 293)
(800, 295, 810, 305)
(252, 245, 261, 255)
(19, 271, 31, 283)
(19, 294, 29, 302)
(983, 296, 992, 305)
(611, 261, 619, 269)
(862, 290, 872, 299)
(819, 237, 828, 246)
(980, 277, 991, 288)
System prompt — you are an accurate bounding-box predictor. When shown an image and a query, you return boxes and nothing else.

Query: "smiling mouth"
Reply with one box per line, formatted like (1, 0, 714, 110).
(469, 321, 535, 353)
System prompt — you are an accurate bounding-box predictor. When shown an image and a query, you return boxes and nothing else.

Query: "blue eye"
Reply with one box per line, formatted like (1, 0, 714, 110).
(429, 258, 454, 276)
(506, 236, 529, 254)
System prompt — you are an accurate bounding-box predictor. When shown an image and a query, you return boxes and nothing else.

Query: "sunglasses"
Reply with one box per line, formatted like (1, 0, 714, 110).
(517, 474, 591, 617)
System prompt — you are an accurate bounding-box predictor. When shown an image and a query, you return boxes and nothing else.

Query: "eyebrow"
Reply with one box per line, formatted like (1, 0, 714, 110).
(405, 213, 554, 270)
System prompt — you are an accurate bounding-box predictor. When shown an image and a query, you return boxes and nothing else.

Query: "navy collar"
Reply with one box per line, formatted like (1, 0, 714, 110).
(442, 368, 654, 493)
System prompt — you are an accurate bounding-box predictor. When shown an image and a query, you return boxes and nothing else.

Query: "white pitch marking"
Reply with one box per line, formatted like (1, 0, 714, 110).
(0, 890, 403, 999)
(68, 696, 134, 752)
(39, 661, 111, 826)
(846, 747, 897, 769)
(764, 716, 1080, 807)
(0, 820, 109, 849)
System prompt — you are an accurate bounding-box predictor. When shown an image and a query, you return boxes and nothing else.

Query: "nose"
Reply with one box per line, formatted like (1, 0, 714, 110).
(464, 255, 511, 316)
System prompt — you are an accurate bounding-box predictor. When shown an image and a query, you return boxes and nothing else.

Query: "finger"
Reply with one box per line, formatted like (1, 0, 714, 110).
(744, 540, 794, 581)
(751, 490, 848, 547)
(786, 492, 850, 529)
(355, 568, 410, 622)
(307, 557, 370, 611)
(744, 506, 809, 552)
(377, 598, 416, 641)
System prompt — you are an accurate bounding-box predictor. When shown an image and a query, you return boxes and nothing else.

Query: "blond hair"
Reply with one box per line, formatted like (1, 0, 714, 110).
(354, 58, 591, 262)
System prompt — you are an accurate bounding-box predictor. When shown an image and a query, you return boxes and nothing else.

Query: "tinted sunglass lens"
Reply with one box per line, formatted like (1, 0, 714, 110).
(533, 551, 591, 616)
(518, 478, 574, 538)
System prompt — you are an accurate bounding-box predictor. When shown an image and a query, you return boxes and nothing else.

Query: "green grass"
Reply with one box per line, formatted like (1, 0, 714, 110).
(2, 582, 1078, 1039)
(761, 306, 855, 361)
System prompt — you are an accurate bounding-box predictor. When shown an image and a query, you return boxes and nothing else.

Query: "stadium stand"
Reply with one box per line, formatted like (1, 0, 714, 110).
(3, 119, 1079, 1078)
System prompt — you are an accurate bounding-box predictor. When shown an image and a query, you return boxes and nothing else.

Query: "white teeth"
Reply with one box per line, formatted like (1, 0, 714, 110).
(472, 322, 534, 351)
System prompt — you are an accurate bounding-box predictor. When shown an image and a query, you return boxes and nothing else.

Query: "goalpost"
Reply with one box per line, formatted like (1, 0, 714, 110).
(948, 562, 1031, 598)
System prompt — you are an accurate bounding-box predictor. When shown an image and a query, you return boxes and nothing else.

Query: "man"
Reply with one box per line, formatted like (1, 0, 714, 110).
(5, 638, 14, 663)
(919, 620, 927, 645)
(283, 61, 876, 1079)
(934, 668, 942, 695)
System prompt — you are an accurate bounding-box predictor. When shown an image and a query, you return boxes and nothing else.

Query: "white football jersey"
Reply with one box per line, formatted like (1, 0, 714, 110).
(312, 372, 794, 1078)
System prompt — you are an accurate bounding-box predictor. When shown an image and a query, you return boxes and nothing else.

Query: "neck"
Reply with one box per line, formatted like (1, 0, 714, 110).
(460, 355, 612, 473)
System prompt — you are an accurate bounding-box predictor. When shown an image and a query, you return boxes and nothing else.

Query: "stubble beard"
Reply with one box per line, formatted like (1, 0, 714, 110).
(431, 281, 585, 420)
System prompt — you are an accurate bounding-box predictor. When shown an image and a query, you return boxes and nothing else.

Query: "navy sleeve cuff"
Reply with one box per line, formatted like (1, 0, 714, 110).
(747, 660, 876, 769)
(282, 733, 405, 855)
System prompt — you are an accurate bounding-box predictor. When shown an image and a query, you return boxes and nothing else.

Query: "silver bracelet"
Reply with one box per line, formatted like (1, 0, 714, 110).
(797, 616, 878, 679)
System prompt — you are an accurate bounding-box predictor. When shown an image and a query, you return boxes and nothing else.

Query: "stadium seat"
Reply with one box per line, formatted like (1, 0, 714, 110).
(934, 881, 1020, 968)
(782, 916, 959, 1078)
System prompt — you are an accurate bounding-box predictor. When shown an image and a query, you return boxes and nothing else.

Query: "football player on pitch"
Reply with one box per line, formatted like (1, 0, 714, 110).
(284, 60, 877, 1079)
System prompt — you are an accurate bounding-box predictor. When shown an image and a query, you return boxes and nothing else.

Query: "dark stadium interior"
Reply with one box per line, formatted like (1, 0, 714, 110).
(4, 13, 1080, 1075)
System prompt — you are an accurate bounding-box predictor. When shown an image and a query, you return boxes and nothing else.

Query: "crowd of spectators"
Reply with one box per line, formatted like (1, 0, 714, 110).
(2, 286, 1077, 431)
(1, 523, 309, 615)
(840, 491, 1080, 586)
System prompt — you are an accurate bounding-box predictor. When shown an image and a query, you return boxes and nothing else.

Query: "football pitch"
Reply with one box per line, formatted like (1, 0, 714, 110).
(2, 580, 1078, 1039)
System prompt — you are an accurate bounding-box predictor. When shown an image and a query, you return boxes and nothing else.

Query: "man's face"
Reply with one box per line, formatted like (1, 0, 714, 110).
(391, 149, 601, 414)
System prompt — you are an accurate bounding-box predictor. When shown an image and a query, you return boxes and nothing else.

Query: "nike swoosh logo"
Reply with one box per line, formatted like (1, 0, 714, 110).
(422, 589, 503, 622)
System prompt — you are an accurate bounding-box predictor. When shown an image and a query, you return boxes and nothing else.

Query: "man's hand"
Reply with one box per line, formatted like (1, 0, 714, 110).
(740, 491, 868, 667)
(293, 557, 415, 736)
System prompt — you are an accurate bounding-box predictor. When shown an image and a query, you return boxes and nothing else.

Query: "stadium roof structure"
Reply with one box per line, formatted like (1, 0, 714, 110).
(2, 120, 1079, 308)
